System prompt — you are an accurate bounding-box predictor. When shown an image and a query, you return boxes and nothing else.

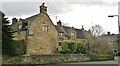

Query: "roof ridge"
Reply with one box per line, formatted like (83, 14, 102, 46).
(25, 13, 39, 20)
(55, 25, 83, 30)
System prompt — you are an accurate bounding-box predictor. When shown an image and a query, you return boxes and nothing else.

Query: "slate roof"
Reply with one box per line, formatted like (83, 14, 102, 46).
(54, 25, 64, 33)
(15, 13, 85, 39)
(24, 14, 39, 23)
(75, 29, 86, 39)
(19, 14, 39, 30)
(62, 26, 71, 34)
(55, 25, 86, 39)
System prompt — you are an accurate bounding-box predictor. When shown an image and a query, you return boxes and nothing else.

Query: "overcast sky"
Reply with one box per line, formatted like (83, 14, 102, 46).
(1, 0, 120, 34)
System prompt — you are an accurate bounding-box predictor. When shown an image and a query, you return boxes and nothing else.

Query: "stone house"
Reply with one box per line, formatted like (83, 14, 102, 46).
(11, 3, 86, 55)
(98, 32, 118, 55)
(55, 20, 86, 51)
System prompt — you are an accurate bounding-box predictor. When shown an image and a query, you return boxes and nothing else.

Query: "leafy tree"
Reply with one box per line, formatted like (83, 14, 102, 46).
(95, 36, 113, 55)
(1, 11, 16, 55)
(85, 25, 111, 55)
(84, 30, 96, 52)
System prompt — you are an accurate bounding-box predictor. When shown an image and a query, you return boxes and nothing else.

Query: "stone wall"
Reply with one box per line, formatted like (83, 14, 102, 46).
(31, 54, 90, 64)
(13, 40, 25, 54)
(12, 30, 27, 54)
(2, 54, 114, 64)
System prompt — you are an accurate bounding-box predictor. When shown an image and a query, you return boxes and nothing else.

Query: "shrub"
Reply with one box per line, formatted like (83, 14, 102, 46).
(61, 40, 77, 54)
(60, 40, 88, 54)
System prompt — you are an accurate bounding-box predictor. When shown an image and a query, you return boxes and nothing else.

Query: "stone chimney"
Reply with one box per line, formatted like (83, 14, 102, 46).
(81, 25, 84, 30)
(57, 20, 62, 26)
(40, 3, 47, 13)
(12, 18, 18, 24)
(107, 31, 110, 35)
(11, 18, 18, 31)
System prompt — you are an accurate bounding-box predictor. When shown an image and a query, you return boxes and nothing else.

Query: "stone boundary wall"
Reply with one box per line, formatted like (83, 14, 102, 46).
(31, 54, 90, 64)
(2, 54, 114, 64)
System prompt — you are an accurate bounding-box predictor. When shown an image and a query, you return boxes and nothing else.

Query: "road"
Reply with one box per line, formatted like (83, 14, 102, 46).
(64, 56, 119, 64)
(78, 60, 118, 64)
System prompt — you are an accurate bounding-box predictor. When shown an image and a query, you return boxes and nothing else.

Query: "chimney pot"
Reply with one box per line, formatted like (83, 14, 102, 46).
(107, 31, 110, 35)
(57, 20, 62, 26)
(12, 18, 18, 24)
(82, 25, 84, 30)
(40, 3, 47, 13)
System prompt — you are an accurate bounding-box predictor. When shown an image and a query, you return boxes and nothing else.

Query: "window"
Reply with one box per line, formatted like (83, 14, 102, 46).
(64, 37, 68, 40)
(28, 21, 30, 24)
(28, 30, 34, 36)
(58, 33, 63, 36)
(71, 32, 75, 37)
(18, 24, 22, 29)
(17, 24, 22, 34)
(43, 25, 48, 32)
(59, 42, 62, 46)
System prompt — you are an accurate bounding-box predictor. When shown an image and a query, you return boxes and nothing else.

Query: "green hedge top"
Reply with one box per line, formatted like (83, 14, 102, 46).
(60, 40, 88, 54)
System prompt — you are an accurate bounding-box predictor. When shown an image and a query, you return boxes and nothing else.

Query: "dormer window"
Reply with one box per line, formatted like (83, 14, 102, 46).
(59, 33, 63, 36)
(17, 24, 22, 34)
(28, 21, 30, 24)
(71, 32, 75, 37)
(28, 30, 34, 36)
(18, 24, 22, 29)
(43, 25, 48, 32)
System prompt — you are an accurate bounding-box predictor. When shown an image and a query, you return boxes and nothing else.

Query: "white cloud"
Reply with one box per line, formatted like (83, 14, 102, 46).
(1, 1, 119, 34)
(1, 2, 40, 16)
(50, 4, 118, 34)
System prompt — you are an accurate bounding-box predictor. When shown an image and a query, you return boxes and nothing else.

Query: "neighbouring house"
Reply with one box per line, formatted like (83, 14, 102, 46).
(11, 3, 86, 55)
(55, 20, 86, 51)
(98, 32, 118, 55)
(83, 30, 118, 55)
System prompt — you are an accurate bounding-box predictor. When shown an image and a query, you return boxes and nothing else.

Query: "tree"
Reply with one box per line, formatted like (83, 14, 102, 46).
(1, 11, 16, 55)
(84, 30, 96, 52)
(84, 29, 113, 55)
(90, 24, 104, 37)
(94, 37, 113, 55)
